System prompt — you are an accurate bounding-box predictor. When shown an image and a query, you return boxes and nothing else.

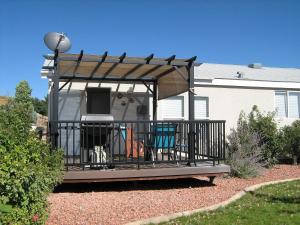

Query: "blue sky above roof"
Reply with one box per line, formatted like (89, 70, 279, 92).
(0, 0, 299, 98)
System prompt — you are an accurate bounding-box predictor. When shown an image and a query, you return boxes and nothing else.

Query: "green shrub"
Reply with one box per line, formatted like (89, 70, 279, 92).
(281, 120, 300, 165)
(248, 105, 282, 166)
(0, 81, 34, 144)
(0, 81, 63, 224)
(227, 112, 265, 178)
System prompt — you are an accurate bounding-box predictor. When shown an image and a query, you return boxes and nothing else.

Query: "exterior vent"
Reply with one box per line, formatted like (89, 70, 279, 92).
(248, 63, 262, 69)
(237, 71, 244, 78)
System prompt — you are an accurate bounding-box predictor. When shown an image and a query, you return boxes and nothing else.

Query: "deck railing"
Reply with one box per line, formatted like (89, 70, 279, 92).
(49, 120, 226, 170)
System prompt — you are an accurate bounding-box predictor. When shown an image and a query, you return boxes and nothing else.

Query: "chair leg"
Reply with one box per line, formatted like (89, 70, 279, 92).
(151, 149, 155, 167)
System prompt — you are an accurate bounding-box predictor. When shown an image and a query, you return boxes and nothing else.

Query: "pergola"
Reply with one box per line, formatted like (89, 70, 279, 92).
(44, 50, 198, 124)
(42, 50, 230, 181)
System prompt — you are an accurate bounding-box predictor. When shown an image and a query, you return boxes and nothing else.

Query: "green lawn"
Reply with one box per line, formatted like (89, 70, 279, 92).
(157, 180, 300, 225)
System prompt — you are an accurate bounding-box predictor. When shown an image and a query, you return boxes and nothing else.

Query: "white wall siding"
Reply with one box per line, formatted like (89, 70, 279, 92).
(193, 86, 275, 133)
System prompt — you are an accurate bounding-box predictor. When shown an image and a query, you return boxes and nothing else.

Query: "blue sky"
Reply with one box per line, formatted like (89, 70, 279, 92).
(0, 0, 299, 99)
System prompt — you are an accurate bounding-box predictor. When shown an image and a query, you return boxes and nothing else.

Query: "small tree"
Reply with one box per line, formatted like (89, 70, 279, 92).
(0, 81, 34, 144)
(227, 112, 265, 178)
(282, 120, 300, 165)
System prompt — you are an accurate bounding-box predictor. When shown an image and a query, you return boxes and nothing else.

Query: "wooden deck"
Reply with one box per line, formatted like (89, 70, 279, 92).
(63, 162, 230, 183)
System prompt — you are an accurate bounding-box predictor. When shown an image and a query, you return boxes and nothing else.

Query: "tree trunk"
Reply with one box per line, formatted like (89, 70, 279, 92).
(293, 155, 298, 165)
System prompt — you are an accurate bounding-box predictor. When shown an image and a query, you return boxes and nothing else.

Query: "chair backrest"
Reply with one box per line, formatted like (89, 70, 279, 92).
(151, 123, 177, 149)
(120, 126, 127, 141)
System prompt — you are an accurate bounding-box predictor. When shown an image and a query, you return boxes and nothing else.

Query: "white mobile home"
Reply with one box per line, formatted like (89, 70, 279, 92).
(42, 50, 299, 182)
(156, 63, 300, 133)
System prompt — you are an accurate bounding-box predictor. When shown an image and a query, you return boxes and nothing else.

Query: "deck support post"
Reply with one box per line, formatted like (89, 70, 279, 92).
(188, 64, 195, 166)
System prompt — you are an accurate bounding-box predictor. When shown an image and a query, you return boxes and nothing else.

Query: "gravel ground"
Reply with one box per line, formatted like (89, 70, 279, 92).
(46, 164, 300, 225)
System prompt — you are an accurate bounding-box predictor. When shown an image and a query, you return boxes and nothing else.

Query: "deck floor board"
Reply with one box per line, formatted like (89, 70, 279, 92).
(63, 162, 230, 183)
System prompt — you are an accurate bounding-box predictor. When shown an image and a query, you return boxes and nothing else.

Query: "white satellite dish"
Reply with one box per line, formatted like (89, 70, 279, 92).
(44, 32, 71, 52)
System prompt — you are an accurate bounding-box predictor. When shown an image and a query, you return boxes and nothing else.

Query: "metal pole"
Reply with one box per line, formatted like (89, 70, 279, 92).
(188, 64, 195, 165)
(188, 64, 195, 121)
(51, 50, 59, 150)
(153, 81, 157, 121)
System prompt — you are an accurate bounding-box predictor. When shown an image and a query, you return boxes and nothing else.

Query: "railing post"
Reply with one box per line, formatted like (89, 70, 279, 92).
(188, 64, 195, 166)
(188, 122, 196, 166)
(206, 122, 210, 161)
(223, 121, 226, 160)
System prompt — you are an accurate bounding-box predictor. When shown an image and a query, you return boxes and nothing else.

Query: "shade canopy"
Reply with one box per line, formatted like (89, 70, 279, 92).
(44, 51, 197, 100)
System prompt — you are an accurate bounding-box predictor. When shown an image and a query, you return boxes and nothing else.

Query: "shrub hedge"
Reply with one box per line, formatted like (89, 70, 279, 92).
(227, 105, 300, 177)
(248, 105, 283, 166)
(282, 120, 300, 165)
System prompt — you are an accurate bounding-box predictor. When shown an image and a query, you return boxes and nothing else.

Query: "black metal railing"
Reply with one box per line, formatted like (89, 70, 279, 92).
(49, 120, 225, 170)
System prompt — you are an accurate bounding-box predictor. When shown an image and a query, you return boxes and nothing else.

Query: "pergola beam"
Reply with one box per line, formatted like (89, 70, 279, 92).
(72, 50, 84, 76)
(58, 75, 155, 83)
(58, 78, 72, 91)
(185, 56, 197, 67)
(154, 67, 177, 79)
(121, 64, 144, 79)
(121, 53, 154, 79)
(101, 52, 126, 79)
(55, 56, 196, 67)
(166, 55, 176, 65)
(88, 51, 108, 79)
(142, 81, 153, 94)
(137, 65, 163, 79)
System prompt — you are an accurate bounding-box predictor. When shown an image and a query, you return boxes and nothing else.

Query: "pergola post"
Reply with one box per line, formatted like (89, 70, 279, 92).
(51, 51, 59, 150)
(188, 64, 195, 165)
(188, 64, 195, 120)
(152, 81, 157, 121)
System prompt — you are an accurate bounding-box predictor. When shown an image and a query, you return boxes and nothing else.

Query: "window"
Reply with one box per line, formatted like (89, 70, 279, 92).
(275, 92, 287, 118)
(86, 88, 111, 114)
(275, 91, 300, 118)
(162, 96, 184, 119)
(195, 97, 209, 119)
(288, 92, 300, 118)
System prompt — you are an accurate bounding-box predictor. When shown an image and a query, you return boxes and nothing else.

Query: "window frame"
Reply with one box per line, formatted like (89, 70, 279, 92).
(274, 90, 300, 119)
(194, 96, 209, 120)
(161, 96, 184, 120)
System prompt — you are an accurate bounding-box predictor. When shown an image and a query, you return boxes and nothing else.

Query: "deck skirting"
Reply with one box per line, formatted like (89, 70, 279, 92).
(63, 163, 230, 183)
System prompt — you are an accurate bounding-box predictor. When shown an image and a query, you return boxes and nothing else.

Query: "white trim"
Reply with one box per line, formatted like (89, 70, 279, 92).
(195, 79, 300, 90)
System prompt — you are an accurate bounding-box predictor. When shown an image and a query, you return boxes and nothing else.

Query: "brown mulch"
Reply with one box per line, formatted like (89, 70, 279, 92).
(46, 164, 300, 225)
